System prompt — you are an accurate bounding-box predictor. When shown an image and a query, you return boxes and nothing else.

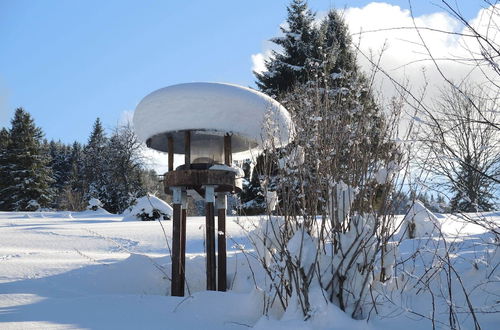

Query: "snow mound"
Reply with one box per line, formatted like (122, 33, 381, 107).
(402, 201, 441, 238)
(122, 195, 173, 221)
(86, 198, 111, 214)
(133, 82, 294, 159)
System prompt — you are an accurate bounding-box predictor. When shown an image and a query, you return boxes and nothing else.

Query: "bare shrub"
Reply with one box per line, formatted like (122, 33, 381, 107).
(249, 80, 407, 319)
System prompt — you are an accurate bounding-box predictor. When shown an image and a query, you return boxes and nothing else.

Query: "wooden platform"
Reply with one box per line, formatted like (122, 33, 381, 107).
(164, 169, 242, 194)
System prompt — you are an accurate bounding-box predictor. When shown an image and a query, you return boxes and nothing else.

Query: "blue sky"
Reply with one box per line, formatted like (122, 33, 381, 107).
(0, 0, 483, 144)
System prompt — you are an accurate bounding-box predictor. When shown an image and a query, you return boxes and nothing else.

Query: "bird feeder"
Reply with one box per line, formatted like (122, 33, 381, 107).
(133, 82, 293, 296)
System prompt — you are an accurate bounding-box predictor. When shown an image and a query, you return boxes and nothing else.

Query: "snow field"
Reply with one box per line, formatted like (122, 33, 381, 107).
(0, 211, 499, 329)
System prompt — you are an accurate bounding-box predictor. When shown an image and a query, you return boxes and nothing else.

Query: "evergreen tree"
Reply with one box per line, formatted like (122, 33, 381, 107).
(60, 142, 86, 211)
(449, 155, 494, 212)
(82, 118, 110, 208)
(0, 108, 53, 210)
(0, 128, 9, 149)
(48, 140, 72, 208)
(0, 128, 11, 210)
(239, 157, 266, 214)
(312, 10, 390, 185)
(255, 0, 316, 96)
(247, 2, 394, 214)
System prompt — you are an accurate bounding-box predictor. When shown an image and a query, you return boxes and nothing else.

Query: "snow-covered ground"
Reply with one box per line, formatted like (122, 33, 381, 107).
(0, 211, 499, 329)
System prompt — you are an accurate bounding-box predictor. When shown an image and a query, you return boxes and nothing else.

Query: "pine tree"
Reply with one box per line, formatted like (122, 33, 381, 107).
(0, 128, 9, 149)
(60, 142, 86, 211)
(449, 155, 494, 212)
(239, 157, 266, 214)
(0, 108, 54, 210)
(0, 128, 11, 210)
(48, 140, 72, 208)
(255, 0, 316, 97)
(82, 118, 110, 208)
(248, 2, 394, 214)
(311, 10, 390, 185)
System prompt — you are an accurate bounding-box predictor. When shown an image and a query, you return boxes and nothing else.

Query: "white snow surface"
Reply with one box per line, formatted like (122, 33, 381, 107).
(401, 200, 440, 238)
(133, 82, 294, 159)
(0, 210, 499, 329)
(122, 195, 173, 222)
(87, 198, 102, 208)
(209, 164, 245, 178)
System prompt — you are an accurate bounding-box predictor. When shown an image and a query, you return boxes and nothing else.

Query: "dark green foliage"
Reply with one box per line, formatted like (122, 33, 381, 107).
(82, 118, 111, 208)
(0, 111, 159, 213)
(59, 142, 86, 210)
(136, 208, 169, 221)
(450, 155, 494, 212)
(248, 1, 393, 214)
(47, 140, 73, 208)
(239, 158, 266, 214)
(0, 108, 54, 211)
(255, 0, 316, 96)
(0, 128, 11, 210)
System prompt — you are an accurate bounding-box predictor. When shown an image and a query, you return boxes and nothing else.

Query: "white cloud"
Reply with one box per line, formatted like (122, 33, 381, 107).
(251, 2, 499, 105)
(251, 52, 268, 75)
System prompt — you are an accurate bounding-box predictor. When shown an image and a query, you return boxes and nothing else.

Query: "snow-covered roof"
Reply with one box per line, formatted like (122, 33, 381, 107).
(133, 82, 293, 159)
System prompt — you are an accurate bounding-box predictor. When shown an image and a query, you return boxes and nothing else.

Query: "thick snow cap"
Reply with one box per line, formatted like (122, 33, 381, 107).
(133, 82, 294, 160)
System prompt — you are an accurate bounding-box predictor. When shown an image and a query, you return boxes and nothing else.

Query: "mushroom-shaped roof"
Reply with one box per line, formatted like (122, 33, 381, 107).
(133, 82, 293, 160)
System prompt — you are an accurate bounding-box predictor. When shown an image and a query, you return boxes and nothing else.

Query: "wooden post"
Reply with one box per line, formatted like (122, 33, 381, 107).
(224, 134, 232, 166)
(217, 192, 227, 291)
(180, 191, 187, 294)
(171, 187, 183, 296)
(184, 131, 191, 168)
(217, 134, 231, 292)
(168, 135, 174, 172)
(205, 185, 216, 291)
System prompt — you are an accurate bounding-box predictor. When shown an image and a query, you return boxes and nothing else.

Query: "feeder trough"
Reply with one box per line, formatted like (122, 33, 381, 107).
(133, 82, 293, 296)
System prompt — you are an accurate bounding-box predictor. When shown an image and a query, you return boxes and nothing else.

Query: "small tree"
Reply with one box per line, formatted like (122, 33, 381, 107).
(0, 128, 12, 210)
(255, 0, 316, 97)
(60, 142, 86, 211)
(82, 118, 110, 209)
(251, 78, 404, 319)
(47, 140, 73, 209)
(419, 84, 499, 212)
(105, 124, 146, 213)
(0, 108, 54, 210)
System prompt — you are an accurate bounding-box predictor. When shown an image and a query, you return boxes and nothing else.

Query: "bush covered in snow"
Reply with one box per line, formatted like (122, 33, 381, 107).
(122, 195, 172, 221)
(87, 198, 104, 211)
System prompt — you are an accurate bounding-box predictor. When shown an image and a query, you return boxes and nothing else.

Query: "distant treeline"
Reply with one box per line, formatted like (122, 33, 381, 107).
(0, 108, 164, 213)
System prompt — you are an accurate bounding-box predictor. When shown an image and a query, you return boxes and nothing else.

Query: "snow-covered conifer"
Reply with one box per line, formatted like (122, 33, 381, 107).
(48, 140, 73, 208)
(82, 118, 110, 209)
(0, 108, 54, 210)
(0, 128, 11, 211)
(59, 141, 86, 211)
(255, 0, 316, 97)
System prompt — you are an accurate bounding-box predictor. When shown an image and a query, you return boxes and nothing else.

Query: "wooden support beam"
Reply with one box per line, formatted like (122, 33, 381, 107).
(168, 135, 174, 172)
(180, 191, 187, 294)
(184, 131, 191, 168)
(217, 193, 227, 292)
(224, 134, 232, 166)
(205, 186, 216, 291)
(171, 187, 183, 296)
